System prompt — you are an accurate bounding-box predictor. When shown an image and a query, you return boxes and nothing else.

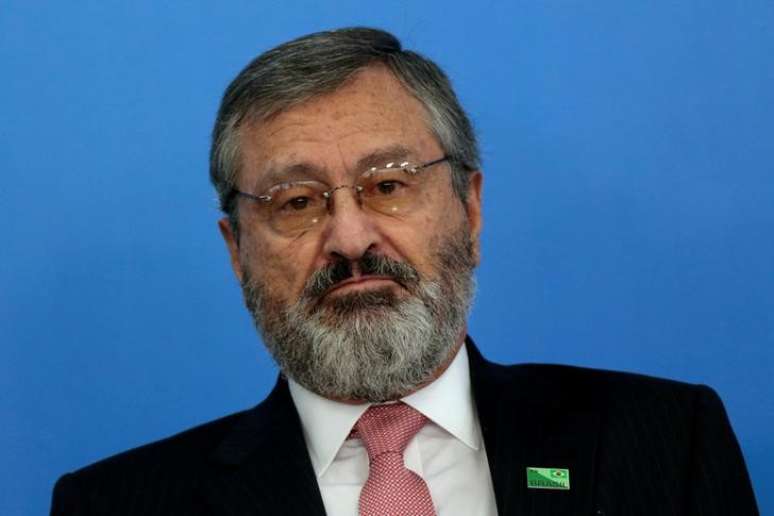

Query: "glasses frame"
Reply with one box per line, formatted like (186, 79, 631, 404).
(233, 155, 449, 204)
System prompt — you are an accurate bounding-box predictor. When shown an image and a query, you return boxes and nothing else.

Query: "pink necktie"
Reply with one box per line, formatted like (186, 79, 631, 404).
(353, 403, 437, 516)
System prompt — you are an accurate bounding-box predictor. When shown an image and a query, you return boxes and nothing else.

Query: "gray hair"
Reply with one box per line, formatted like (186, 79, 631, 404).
(209, 27, 480, 232)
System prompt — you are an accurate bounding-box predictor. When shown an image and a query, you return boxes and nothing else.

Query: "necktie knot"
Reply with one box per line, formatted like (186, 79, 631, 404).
(354, 402, 428, 460)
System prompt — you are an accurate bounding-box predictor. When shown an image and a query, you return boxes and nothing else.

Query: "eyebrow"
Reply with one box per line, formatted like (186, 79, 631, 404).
(251, 144, 419, 191)
(354, 144, 416, 171)
(253, 163, 326, 191)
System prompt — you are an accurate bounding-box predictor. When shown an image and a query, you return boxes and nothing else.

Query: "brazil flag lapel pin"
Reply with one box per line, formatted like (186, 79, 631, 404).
(526, 467, 570, 490)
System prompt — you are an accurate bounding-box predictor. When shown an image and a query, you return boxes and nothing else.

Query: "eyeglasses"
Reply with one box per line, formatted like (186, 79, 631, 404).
(232, 156, 449, 236)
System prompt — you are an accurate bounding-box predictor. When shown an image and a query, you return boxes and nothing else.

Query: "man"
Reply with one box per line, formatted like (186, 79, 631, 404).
(51, 27, 758, 515)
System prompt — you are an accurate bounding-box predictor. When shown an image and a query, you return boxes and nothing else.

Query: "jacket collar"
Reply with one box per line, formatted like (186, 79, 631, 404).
(205, 377, 327, 516)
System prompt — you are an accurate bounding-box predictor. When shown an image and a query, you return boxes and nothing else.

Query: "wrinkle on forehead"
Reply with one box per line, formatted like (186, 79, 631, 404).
(238, 65, 443, 189)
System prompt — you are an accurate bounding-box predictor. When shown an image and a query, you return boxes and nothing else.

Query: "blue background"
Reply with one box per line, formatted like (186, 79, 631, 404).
(2, 2, 772, 514)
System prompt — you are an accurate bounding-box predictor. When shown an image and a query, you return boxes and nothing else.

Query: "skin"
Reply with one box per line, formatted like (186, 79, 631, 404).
(218, 64, 483, 400)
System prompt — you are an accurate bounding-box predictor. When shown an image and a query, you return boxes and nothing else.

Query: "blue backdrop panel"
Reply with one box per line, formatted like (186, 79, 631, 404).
(2, 2, 772, 514)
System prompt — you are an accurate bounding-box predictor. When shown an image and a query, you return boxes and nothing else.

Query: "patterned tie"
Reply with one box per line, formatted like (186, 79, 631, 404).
(353, 402, 437, 516)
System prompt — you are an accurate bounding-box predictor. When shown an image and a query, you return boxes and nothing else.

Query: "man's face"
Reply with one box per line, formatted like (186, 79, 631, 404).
(219, 65, 483, 402)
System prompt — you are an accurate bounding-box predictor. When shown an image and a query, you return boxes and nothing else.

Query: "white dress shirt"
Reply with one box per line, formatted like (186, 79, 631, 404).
(288, 345, 498, 516)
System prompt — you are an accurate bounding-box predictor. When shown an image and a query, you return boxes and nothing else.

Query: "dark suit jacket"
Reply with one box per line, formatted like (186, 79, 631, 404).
(51, 340, 758, 515)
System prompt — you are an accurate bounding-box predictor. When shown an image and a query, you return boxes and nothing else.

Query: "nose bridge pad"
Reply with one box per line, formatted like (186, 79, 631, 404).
(325, 184, 364, 216)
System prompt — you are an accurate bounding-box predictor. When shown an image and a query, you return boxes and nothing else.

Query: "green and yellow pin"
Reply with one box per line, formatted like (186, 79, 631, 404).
(526, 467, 570, 490)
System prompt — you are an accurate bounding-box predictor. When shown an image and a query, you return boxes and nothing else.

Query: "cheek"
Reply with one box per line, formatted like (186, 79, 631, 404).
(239, 235, 315, 295)
(419, 204, 469, 268)
(386, 218, 444, 276)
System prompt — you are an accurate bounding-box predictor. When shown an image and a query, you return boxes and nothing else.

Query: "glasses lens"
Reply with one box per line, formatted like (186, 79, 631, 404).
(359, 167, 423, 216)
(267, 181, 328, 235)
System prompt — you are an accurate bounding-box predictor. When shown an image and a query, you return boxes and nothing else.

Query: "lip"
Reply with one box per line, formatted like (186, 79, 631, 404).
(324, 276, 400, 296)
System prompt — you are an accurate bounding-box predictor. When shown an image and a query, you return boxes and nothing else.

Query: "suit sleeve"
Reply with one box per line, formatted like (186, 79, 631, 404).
(688, 385, 759, 516)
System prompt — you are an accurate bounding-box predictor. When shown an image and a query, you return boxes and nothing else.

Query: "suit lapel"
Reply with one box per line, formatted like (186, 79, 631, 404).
(468, 339, 600, 516)
(203, 378, 327, 516)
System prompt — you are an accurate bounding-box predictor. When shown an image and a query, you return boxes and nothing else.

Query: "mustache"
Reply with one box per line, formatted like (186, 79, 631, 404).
(302, 251, 421, 300)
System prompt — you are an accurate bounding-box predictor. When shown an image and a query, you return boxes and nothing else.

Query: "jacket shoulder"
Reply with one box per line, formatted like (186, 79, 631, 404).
(51, 409, 249, 515)
(493, 360, 718, 412)
(75, 409, 245, 475)
(467, 338, 714, 409)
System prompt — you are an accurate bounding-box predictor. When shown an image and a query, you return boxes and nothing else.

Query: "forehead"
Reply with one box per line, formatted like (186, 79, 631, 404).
(238, 66, 443, 186)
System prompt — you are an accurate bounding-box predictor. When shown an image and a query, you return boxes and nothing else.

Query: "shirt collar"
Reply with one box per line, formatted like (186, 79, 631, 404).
(402, 343, 480, 451)
(288, 344, 481, 477)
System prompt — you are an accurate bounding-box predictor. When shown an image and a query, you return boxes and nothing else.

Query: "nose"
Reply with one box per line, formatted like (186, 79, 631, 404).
(321, 186, 380, 262)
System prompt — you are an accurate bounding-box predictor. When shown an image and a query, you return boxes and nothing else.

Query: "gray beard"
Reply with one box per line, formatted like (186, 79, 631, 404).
(241, 226, 476, 402)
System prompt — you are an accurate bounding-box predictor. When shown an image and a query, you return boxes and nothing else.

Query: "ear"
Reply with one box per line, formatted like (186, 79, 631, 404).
(218, 217, 244, 283)
(465, 171, 483, 265)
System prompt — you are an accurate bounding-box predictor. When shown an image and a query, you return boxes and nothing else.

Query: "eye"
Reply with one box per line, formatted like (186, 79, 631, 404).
(283, 196, 311, 211)
(376, 181, 401, 195)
